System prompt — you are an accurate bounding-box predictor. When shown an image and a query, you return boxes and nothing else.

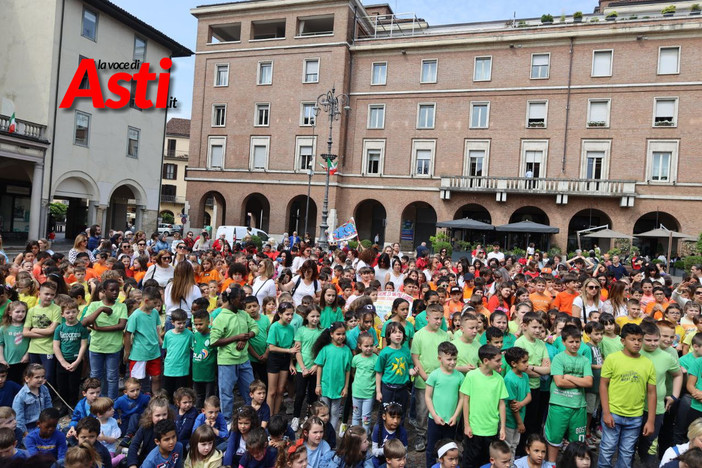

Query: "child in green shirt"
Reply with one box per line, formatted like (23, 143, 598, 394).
(162, 308, 193, 397)
(191, 309, 216, 408)
(124, 287, 163, 394)
(53, 299, 89, 409)
(503, 346, 531, 459)
(453, 313, 480, 374)
(24, 282, 61, 387)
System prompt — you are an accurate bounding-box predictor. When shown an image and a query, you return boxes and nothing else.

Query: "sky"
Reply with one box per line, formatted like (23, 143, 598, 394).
(111, 0, 598, 119)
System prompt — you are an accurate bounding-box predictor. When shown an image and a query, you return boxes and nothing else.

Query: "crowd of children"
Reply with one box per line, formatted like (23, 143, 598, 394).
(2, 232, 702, 468)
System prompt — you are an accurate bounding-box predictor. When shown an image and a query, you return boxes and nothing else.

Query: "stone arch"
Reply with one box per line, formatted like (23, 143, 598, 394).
(400, 201, 437, 250)
(242, 193, 270, 233)
(568, 208, 614, 252)
(354, 199, 387, 244)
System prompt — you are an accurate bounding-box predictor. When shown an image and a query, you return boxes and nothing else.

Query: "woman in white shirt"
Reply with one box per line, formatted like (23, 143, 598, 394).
(283, 259, 321, 306)
(164, 261, 202, 327)
(572, 278, 603, 323)
(143, 250, 175, 287)
(601, 281, 629, 318)
(385, 258, 405, 291)
(252, 258, 277, 305)
(374, 254, 391, 289)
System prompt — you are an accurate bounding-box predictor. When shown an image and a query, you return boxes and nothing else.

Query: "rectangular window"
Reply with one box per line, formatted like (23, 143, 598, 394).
(658, 47, 680, 75)
(209, 23, 241, 43)
(654, 98, 677, 126)
(127, 127, 140, 158)
(74, 111, 90, 146)
(411, 140, 435, 177)
(303, 59, 319, 83)
(362, 140, 385, 176)
(527, 101, 547, 128)
(163, 164, 177, 180)
(134, 36, 146, 62)
(651, 152, 671, 181)
(587, 99, 610, 127)
(463, 140, 490, 180)
(524, 151, 543, 178)
(585, 151, 605, 179)
(297, 15, 334, 36)
(579, 140, 611, 185)
(531, 53, 550, 79)
(468, 150, 485, 176)
(167, 139, 176, 157)
(213, 104, 226, 127)
(470, 102, 489, 129)
(295, 136, 316, 171)
(258, 61, 272, 85)
(368, 105, 385, 129)
(366, 149, 381, 174)
(255, 103, 270, 127)
(371, 62, 387, 85)
(208, 137, 226, 169)
(215, 64, 229, 86)
(474, 56, 492, 81)
(250, 137, 270, 171)
(421, 59, 438, 83)
(82, 8, 98, 41)
(592, 50, 613, 77)
(251, 19, 286, 40)
(301, 103, 316, 126)
(646, 140, 678, 183)
(417, 104, 436, 129)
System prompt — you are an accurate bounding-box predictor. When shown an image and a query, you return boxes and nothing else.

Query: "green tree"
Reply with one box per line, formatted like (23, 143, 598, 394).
(49, 202, 67, 222)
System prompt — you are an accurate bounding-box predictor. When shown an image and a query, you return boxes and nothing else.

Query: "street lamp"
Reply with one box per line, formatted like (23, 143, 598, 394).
(314, 86, 350, 250)
(304, 166, 314, 240)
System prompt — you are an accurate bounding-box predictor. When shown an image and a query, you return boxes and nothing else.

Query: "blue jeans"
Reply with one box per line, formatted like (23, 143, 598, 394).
(320, 396, 342, 431)
(89, 351, 121, 400)
(352, 397, 374, 434)
(218, 362, 254, 423)
(598, 413, 643, 468)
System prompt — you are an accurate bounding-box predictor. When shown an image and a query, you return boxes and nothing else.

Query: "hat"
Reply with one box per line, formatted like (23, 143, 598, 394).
(541, 268, 553, 274)
(463, 272, 475, 281)
(518, 258, 527, 265)
(450, 286, 462, 295)
(361, 304, 376, 314)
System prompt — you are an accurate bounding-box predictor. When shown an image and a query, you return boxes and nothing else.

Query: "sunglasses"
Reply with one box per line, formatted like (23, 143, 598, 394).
(162, 257, 172, 261)
(586, 285, 599, 290)
(177, 245, 186, 249)
(138, 243, 146, 246)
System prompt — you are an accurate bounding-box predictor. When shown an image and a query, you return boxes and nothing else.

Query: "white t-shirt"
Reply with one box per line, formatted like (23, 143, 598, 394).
(374, 267, 390, 288)
(291, 275, 318, 306)
(291, 256, 306, 275)
(164, 283, 202, 318)
(252, 276, 277, 305)
(572, 296, 601, 322)
(661, 442, 689, 466)
(144, 264, 174, 287)
(487, 251, 505, 263)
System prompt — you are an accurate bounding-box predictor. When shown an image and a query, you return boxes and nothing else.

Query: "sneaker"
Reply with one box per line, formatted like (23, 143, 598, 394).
(414, 441, 426, 452)
(291, 417, 300, 432)
(119, 435, 132, 448)
(594, 426, 603, 439)
(408, 418, 418, 429)
(585, 435, 597, 449)
(339, 423, 348, 438)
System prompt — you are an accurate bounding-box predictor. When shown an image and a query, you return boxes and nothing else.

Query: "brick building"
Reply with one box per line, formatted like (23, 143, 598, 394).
(186, 0, 702, 255)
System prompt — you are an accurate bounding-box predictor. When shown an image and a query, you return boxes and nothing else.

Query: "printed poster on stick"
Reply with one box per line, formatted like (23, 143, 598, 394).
(374, 291, 414, 321)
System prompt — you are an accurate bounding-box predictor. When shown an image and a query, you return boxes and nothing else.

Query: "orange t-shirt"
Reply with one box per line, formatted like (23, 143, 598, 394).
(444, 300, 464, 319)
(220, 277, 246, 293)
(92, 263, 110, 279)
(647, 301, 669, 319)
(552, 290, 579, 315)
(196, 269, 221, 285)
(529, 292, 553, 313)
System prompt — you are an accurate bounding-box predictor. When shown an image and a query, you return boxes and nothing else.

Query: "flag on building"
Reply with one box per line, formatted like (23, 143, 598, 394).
(8, 112, 16, 134)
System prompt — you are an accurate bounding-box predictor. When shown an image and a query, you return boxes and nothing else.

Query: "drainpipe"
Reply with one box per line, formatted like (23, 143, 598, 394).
(561, 37, 574, 174)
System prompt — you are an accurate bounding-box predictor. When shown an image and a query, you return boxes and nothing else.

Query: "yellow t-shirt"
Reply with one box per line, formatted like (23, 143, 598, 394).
(18, 293, 38, 310)
(615, 315, 643, 328)
(601, 351, 656, 417)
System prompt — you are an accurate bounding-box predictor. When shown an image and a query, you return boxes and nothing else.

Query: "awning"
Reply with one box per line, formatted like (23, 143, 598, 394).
(495, 220, 559, 234)
(583, 228, 634, 239)
(436, 217, 495, 231)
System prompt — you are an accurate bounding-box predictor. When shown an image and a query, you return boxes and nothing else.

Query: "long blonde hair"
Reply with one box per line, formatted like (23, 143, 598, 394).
(580, 278, 601, 308)
(73, 234, 88, 250)
(170, 261, 196, 303)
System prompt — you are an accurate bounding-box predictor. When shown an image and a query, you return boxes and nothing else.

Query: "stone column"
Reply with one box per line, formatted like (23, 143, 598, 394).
(87, 201, 98, 226)
(29, 162, 44, 239)
(135, 204, 146, 231)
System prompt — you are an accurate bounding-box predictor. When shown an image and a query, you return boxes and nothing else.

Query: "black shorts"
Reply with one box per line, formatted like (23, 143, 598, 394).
(267, 351, 291, 374)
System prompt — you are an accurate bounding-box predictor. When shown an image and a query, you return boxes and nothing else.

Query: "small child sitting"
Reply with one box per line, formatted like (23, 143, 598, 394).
(371, 403, 408, 468)
(430, 439, 459, 468)
(74, 417, 112, 468)
(92, 396, 125, 467)
(378, 439, 406, 468)
(173, 387, 198, 449)
(114, 377, 150, 439)
(238, 427, 278, 468)
(141, 419, 184, 468)
(192, 396, 229, 449)
(480, 440, 512, 468)
(11, 363, 52, 434)
(328, 425, 372, 468)
(223, 405, 259, 467)
(24, 408, 67, 461)
(267, 414, 295, 452)
(0, 426, 28, 460)
(0, 406, 24, 448)
(67, 377, 101, 438)
(0, 364, 21, 408)
(249, 380, 271, 429)
(185, 424, 223, 467)
(310, 400, 336, 449)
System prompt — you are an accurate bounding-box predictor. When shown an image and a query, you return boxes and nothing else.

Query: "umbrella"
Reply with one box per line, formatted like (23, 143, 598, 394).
(635, 227, 696, 268)
(583, 229, 634, 239)
(436, 217, 495, 231)
(495, 220, 559, 233)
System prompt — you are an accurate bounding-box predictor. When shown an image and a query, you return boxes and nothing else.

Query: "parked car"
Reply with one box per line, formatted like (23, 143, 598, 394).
(158, 223, 175, 236)
(215, 225, 269, 246)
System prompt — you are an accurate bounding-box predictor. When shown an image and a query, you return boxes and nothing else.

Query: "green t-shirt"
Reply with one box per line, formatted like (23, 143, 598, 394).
(267, 321, 295, 349)
(290, 313, 303, 333)
(248, 315, 270, 363)
(210, 308, 259, 365)
(0, 325, 29, 364)
(163, 329, 194, 377)
(479, 331, 517, 350)
(504, 369, 530, 429)
(414, 311, 448, 332)
(426, 368, 464, 421)
(549, 351, 592, 409)
(411, 328, 449, 389)
(459, 368, 509, 436)
(601, 351, 656, 417)
(294, 326, 323, 372)
(192, 331, 216, 382)
(84, 301, 128, 354)
(375, 345, 412, 386)
(381, 320, 415, 343)
(126, 308, 161, 361)
(0, 301, 8, 321)
(452, 337, 480, 373)
(599, 335, 624, 358)
(314, 343, 352, 399)
(641, 347, 680, 414)
(688, 357, 702, 411)
(320, 306, 344, 329)
(26, 303, 62, 354)
(553, 337, 594, 362)
(514, 335, 548, 389)
(352, 353, 379, 399)
(679, 352, 698, 372)
(53, 322, 89, 362)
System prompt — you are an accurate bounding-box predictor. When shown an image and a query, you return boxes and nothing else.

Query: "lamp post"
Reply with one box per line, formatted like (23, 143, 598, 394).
(314, 86, 350, 250)
(304, 166, 314, 240)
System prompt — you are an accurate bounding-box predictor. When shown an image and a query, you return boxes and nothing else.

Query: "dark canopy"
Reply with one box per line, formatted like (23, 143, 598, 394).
(436, 217, 495, 231)
(495, 220, 559, 233)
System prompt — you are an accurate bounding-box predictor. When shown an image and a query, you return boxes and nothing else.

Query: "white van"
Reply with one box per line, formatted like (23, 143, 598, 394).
(215, 225, 269, 246)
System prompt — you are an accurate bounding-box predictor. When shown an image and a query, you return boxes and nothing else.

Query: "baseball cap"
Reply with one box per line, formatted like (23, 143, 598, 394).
(463, 273, 475, 281)
(450, 286, 462, 295)
(361, 304, 376, 315)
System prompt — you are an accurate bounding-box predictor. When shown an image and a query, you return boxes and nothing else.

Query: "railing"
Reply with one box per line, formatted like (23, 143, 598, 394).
(0, 114, 48, 141)
(360, 13, 426, 39)
(440, 176, 637, 197)
(161, 195, 186, 204)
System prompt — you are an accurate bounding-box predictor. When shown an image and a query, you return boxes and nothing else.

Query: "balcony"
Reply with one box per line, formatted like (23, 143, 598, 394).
(440, 176, 638, 203)
(160, 194, 186, 204)
(0, 114, 48, 142)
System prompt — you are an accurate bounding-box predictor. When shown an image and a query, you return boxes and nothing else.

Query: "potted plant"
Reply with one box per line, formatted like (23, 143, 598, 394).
(587, 121, 606, 127)
(606, 11, 618, 20)
(662, 5, 676, 16)
(573, 11, 583, 22)
(691, 4, 701, 15)
(541, 14, 554, 24)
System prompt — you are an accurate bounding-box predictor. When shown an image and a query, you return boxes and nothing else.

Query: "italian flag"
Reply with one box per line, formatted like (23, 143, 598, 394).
(326, 158, 337, 175)
(8, 112, 16, 134)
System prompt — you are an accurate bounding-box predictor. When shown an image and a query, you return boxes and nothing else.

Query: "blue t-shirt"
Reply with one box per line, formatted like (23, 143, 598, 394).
(239, 446, 278, 468)
(114, 393, 150, 419)
(256, 402, 271, 424)
(24, 428, 67, 460)
(0, 380, 21, 407)
(141, 442, 184, 468)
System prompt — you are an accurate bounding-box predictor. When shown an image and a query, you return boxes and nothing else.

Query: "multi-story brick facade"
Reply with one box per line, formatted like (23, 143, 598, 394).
(187, 0, 702, 255)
